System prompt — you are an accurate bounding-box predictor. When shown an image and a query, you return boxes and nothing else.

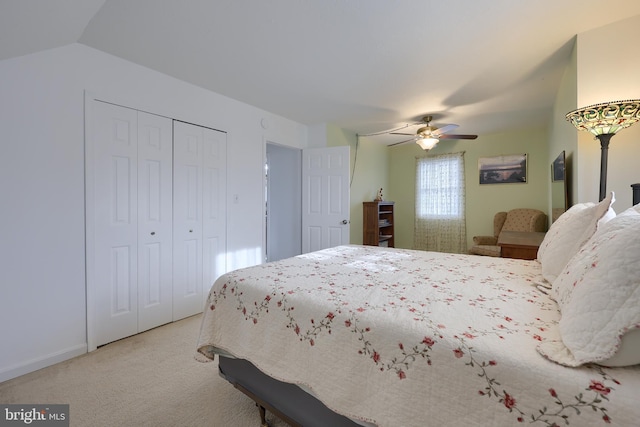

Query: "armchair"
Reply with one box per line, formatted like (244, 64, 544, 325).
(469, 208, 547, 257)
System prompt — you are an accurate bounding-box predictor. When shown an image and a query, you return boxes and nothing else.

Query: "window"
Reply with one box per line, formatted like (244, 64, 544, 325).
(414, 152, 466, 253)
(416, 154, 465, 219)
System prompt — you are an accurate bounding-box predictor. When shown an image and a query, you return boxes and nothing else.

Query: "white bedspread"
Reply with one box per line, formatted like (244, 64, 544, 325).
(197, 245, 640, 426)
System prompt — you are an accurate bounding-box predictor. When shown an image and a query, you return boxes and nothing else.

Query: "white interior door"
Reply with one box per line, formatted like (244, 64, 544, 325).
(136, 111, 173, 332)
(90, 101, 139, 347)
(87, 100, 225, 348)
(302, 146, 350, 253)
(202, 128, 227, 306)
(173, 121, 227, 319)
(173, 121, 204, 320)
(88, 101, 174, 347)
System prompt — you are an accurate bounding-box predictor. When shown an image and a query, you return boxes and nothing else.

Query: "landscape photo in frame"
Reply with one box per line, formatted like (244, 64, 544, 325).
(478, 154, 527, 184)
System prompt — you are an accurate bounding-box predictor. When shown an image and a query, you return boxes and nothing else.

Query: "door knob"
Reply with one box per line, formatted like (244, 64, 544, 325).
(341, 219, 349, 225)
(150, 231, 156, 236)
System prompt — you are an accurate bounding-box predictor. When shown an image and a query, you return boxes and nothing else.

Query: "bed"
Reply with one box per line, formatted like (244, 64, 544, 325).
(196, 195, 640, 426)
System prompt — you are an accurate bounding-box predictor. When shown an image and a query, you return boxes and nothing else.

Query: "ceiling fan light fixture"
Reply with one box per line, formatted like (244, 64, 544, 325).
(386, 114, 477, 148)
(417, 137, 439, 150)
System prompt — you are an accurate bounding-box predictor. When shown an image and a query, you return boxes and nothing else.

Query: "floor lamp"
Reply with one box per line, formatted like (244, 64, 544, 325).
(566, 99, 640, 201)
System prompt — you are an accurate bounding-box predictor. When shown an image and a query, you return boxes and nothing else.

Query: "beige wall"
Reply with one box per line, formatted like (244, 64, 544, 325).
(388, 127, 549, 251)
(575, 14, 640, 210)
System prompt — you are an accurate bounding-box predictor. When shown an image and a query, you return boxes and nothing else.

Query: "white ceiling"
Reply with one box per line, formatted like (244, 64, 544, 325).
(3, 0, 640, 143)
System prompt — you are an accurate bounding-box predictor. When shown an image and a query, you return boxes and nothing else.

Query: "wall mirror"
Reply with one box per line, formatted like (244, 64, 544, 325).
(551, 151, 569, 223)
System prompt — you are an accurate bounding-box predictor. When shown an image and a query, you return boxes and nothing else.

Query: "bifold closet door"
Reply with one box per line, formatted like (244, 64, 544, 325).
(89, 101, 173, 347)
(136, 111, 173, 332)
(173, 121, 227, 320)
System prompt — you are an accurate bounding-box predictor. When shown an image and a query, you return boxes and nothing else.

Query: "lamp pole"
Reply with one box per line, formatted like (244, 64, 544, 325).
(596, 133, 613, 202)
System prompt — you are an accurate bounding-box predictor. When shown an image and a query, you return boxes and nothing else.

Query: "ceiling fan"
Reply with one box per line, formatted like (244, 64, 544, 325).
(388, 115, 477, 150)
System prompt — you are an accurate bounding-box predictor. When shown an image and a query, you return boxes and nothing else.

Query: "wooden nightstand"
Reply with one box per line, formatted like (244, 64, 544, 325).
(498, 231, 546, 260)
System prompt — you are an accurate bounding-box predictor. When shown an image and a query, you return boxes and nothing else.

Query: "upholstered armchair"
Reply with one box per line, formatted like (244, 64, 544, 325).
(469, 208, 547, 257)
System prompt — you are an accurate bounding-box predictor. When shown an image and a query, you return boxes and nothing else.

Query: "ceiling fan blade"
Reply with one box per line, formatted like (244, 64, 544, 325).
(432, 124, 459, 136)
(390, 132, 414, 136)
(439, 134, 478, 140)
(388, 137, 417, 147)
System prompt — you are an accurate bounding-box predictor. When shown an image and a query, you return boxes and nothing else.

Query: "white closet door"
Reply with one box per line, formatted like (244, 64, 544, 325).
(89, 101, 173, 347)
(91, 101, 139, 346)
(88, 100, 226, 347)
(202, 128, 227, 306)
(173, 121, 227, 319)
(173, 121, 205, 320)
(137, 111, 173, 332)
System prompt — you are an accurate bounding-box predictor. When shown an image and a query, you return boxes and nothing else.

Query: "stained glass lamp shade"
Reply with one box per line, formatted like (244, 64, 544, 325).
(566, 99, 640, 201)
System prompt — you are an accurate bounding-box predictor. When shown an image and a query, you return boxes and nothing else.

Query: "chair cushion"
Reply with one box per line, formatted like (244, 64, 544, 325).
(502, 208, 546, 232)
(468, 245, 501, 257)
(472, 236, 498, 245)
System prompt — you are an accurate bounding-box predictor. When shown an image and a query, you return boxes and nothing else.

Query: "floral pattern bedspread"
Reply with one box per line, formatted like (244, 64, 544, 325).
(196, 245, 640, 426)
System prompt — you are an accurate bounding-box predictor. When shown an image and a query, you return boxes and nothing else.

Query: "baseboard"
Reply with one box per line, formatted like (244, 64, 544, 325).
(0, 344, 87, 383)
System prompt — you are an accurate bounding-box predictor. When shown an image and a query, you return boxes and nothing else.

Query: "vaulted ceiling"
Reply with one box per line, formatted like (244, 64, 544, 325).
(3, 0, 640, 143)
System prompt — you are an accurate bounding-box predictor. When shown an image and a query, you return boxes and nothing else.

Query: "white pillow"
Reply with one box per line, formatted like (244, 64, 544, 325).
(598, 203, 617, 228)
(538, 204, 640, 367)
(537, 192, 615, 284)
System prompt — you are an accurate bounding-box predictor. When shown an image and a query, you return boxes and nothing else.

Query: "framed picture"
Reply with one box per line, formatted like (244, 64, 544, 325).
(552, 151, 565, 182)
(478, 154, 527, 184)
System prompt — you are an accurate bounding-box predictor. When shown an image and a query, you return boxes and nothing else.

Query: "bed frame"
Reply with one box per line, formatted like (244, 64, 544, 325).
(218, 356, 362, 427)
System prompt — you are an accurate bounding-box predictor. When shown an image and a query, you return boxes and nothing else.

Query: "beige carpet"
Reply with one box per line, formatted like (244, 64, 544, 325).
(0, 315, 287, 426)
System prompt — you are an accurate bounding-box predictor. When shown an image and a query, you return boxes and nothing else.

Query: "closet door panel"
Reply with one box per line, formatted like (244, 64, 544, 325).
(137, 111, 173, 332)
(173, 121, 204, 320)
(91, 101, 139, 347)
(202, 128, 227, 304)
(88, 100, 227, 348)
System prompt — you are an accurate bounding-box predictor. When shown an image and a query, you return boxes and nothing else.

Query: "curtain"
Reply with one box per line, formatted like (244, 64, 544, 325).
(414, 152, 467, 254)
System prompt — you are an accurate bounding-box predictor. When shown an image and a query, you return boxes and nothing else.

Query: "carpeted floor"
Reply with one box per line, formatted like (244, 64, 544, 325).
(0, 315, 286, 426)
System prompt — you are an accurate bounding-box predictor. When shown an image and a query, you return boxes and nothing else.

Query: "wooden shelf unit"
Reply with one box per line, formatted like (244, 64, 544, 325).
(363, 201, 395, 247)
